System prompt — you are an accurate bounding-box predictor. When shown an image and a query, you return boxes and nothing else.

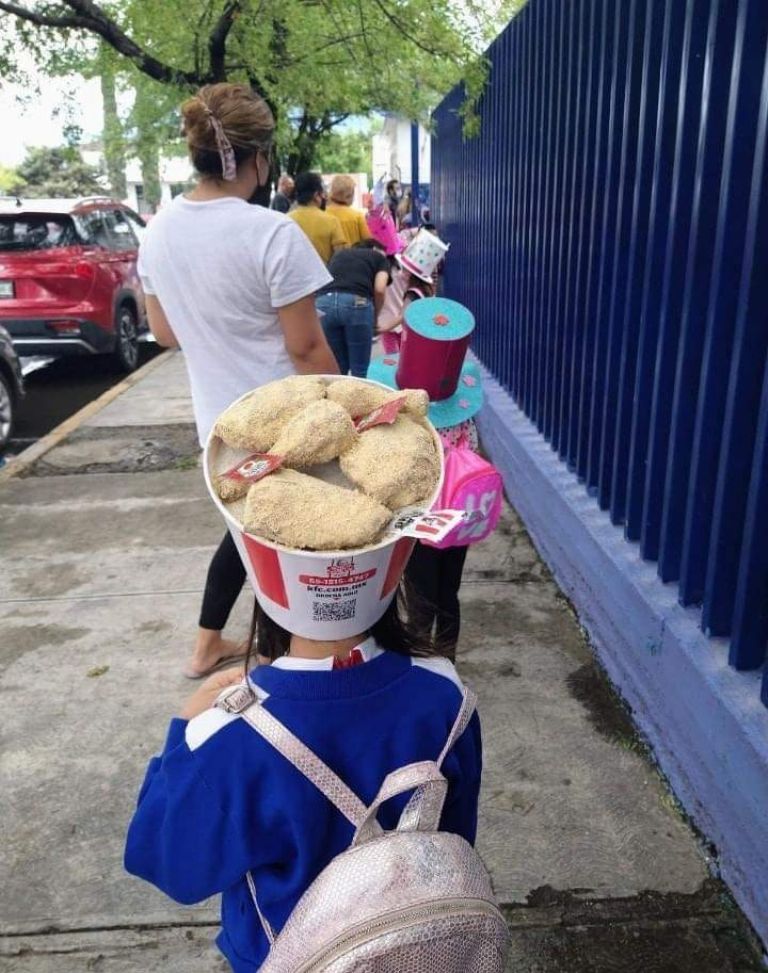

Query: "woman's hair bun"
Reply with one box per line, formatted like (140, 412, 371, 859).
(180, 83, 275, 178)
(181, 97, 213, 149)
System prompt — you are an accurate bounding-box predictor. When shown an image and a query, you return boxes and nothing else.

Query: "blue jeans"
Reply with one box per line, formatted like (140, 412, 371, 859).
(316, 292, 374, 378)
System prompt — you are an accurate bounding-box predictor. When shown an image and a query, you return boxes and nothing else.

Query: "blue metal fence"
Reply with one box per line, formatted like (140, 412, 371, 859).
(432, 0, 768, 705)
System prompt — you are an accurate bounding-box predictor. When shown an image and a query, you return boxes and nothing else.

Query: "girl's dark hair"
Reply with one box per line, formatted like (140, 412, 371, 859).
(355, 238, 387, 252)
(243, 582, 440, 673)
(406, 272, 435, 295)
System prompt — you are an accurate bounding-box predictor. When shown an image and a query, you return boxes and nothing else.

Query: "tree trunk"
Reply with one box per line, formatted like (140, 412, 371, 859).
(133, 83, 162, 213)
(137, 136, 161, 212)
(99, 58, 127, 199)
(285, 113, 348, 176)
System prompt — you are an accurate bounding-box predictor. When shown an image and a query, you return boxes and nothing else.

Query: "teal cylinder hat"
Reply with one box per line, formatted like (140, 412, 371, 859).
(368, 297, 483, 429)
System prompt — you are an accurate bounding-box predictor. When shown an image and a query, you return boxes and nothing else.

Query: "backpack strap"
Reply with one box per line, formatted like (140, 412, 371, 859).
(397, 687, 478, 834)
(437, 687, 477, 769)
(217, 684, 370, 829)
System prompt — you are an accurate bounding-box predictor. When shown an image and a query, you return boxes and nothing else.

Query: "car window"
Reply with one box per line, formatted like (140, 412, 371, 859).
(123, 210, 147, 244)
(109, 209, 139, 251)
(0, 215, 79, 251)
(77, 211, 112, 249)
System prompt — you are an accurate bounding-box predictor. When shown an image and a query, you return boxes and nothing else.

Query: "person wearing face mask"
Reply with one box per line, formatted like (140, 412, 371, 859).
(386, 178, 403, 227)
(269, 174, 296, 213)
(137, 83, 339, 678)
(289, 172, 347, 264)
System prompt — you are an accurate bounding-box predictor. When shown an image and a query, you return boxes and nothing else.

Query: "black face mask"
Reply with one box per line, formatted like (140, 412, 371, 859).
(319, 195, 328, 211)
(246, 150, 274, 207)
(248, 184, 272, 207)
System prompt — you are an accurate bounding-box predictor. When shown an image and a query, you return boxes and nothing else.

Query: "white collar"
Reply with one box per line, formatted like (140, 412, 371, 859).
(270, 636, 383, 671)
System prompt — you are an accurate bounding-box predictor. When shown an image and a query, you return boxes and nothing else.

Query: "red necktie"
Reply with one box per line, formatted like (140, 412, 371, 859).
(332, 647, 364, 670)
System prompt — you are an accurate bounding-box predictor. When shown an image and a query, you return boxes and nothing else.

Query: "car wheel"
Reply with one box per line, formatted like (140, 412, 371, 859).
(0, 370, 15, 453)
(112, 304, 140, 373)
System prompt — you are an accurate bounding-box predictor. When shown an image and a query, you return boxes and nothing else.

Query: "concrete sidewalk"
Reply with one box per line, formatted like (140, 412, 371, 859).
(0, 351, 762, 972)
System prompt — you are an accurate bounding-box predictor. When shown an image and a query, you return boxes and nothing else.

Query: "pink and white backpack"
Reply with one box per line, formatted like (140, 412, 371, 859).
(426, 442, 504, 549)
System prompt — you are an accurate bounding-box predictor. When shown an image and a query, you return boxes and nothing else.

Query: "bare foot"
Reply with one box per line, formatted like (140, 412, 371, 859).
(183, 630, 249, 680)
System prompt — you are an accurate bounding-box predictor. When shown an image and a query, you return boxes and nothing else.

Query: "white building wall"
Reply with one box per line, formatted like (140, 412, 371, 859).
(372, 116, 431, 188)
(80, 145, 194, 212)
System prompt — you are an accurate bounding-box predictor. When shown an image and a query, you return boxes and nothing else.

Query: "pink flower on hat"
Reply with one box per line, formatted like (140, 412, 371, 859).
(433, 314, 450, 326)
(383, 358, 397, 365)
(462, 375, 477, 387)
(459, 398, 470, 409)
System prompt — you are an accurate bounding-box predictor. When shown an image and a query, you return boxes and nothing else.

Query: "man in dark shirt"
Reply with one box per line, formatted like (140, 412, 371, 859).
(270, 175, 295, 213)
(316, 240, 391, 377)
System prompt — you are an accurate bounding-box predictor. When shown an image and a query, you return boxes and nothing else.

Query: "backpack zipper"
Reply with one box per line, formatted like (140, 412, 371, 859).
(292, 897, 506, 972)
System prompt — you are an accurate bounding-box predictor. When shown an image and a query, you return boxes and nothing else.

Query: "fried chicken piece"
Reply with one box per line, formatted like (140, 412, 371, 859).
(212, 443, 252, 503)
(326, 379, 428, 421)
(271, 399, 357, 468)
(242, 469, 392, 550)
(217, 474, 250, 503)
(339, 416, 441, 510)
(214, 376, 327, 451)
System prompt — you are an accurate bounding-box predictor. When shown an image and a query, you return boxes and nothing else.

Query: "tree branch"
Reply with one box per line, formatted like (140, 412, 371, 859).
(0, 0, 203, 87)
(64, 0, 202, 85)
(368, 0, 450, 58)
(0, 1, 89, 29)
(208, 0, 241, 82)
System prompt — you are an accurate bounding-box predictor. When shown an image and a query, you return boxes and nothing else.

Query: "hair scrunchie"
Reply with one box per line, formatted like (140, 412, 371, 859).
(204, 107, 237, 181)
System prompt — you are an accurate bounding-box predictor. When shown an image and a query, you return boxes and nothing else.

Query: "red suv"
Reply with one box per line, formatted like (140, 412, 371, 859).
(0, 197, 148, 372)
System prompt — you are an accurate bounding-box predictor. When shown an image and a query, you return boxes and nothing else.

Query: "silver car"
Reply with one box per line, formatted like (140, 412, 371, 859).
(0, 323, 24, 452)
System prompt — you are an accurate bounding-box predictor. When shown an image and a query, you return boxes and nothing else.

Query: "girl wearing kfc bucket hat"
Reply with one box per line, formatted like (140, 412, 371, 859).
(124, 374, 485, 973)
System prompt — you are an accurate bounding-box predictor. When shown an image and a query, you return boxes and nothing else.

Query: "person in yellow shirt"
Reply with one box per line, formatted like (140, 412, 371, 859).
(327, 174, 372, 246)
(289, 172, 347, 264)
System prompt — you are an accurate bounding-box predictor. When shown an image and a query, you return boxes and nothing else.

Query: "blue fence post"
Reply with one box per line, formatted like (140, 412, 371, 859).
(639, 0, 712, 562)
(608, 0, 665, 525)
(625, 0, 686, 542)
(731, 354, 768, 670)
(410, 121, 419, 227)
(679, 0, 768, 607)
(702, 22, 768, 637)
(657, 0, 740, 585)
(575, 0, 613, 482)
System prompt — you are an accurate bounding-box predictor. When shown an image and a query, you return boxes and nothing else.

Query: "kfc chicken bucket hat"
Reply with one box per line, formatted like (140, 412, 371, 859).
(204, 375, 446, 640)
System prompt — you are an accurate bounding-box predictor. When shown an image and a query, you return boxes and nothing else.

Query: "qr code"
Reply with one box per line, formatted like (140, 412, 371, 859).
(312, 599, 356, 622)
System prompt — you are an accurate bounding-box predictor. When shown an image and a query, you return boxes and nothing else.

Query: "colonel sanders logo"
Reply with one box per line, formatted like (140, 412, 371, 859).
(327, 557, 355, 579)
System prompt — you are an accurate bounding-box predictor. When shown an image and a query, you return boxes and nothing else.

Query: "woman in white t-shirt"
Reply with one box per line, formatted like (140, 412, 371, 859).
(138, 83, 338, 678)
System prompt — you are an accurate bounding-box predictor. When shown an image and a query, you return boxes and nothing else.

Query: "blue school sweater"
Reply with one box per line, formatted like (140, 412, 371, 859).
(124, 639, 482, 972)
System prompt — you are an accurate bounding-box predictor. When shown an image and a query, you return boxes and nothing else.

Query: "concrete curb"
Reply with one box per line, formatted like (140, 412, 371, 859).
(0, 350, 173, 483)
(475, 362, 768, 950)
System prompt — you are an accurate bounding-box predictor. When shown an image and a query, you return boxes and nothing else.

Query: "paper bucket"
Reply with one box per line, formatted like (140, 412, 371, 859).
(204, 377, 444, 640)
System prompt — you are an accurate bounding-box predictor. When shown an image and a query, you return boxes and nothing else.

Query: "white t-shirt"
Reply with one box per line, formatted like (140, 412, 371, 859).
(138, 196, 332, 444)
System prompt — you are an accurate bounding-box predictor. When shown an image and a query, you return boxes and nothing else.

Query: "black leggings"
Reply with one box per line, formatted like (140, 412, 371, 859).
(198, 532, 246, 631)
(405, 542, 468, 660)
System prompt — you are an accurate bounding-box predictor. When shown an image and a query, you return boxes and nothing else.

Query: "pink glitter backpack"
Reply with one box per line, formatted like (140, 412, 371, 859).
(426, 443, 503, 550)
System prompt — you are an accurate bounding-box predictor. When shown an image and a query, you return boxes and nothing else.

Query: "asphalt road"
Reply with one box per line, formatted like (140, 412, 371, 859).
(6, 344, 162, 457)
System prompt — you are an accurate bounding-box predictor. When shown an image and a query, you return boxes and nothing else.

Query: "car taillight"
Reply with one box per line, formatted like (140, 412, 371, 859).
(74, 261, 96, 279)
(48, 320, 81, 335)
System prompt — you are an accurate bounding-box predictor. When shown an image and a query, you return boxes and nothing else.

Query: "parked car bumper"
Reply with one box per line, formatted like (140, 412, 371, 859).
(2, 318, 118, 357)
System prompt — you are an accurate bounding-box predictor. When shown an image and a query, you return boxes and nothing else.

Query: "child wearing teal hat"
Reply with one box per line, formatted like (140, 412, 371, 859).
(368, 297, 487, 659)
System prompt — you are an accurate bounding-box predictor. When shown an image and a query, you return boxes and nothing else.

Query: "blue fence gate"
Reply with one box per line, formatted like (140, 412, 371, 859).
(432, 0, 768, 707)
